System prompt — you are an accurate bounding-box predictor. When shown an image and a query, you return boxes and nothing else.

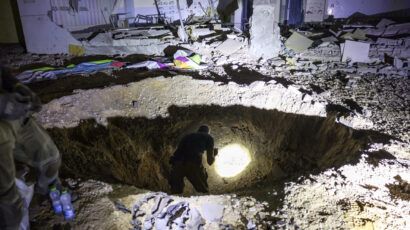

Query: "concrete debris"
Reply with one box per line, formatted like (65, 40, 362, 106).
(376, 19, 396, 28)
(112, 29, 172, 39)
(189, 27, 216, 41)
(370, 37, 410, 60)
(299, 42, 341, 62)
(341, 29, 368, 41)
(394, 57, 410, 69)
(383, 22, 410, 37)
(249, 2, 281, 59)
(89, 32, 113, 46)
(351, 29, 367, 40)
(285, 32, 314, 52)
(321, 36, 338, 43)
(342, 40, 371, 63)
(216, 38, 244, 56)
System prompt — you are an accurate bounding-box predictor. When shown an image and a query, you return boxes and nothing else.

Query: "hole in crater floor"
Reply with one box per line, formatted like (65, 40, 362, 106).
(48, 105, 392, 205)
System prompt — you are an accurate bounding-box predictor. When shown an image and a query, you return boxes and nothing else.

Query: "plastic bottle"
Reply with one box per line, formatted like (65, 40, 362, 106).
(49, 185, 63, 215)
(60, 190, 75, 221)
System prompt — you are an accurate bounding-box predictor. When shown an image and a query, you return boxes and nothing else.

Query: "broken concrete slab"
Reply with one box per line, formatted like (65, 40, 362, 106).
(84, 38, 176, 56)
(88, 32, 113, 46)
(383, 22, 410, 37)
(300, 42, 341, 62)
(216, 38, 244, 56)
(285, 32, 314, 52)
(394, 57, 409, 69)
(351, 29, 367, 40)
(19, 15, 81, 54)
(189, 27, 216, 41)
(376, 19, 396, 28)
(321, 36, 338, 43)
(342, 40, 371, 63)
(249, 1, 281, 59)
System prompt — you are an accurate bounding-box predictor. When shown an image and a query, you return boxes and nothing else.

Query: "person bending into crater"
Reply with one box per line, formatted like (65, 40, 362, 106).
(169, 125, 218, 194)
(0, 67, 62, 229)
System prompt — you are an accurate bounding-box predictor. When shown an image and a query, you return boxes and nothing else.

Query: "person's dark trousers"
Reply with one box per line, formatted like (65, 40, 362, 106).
(169, 161, 209, 194)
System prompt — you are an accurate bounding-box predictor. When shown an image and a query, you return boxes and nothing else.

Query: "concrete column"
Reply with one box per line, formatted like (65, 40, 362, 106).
(233, 0, 243, 30)
(249, 0, 281, 59)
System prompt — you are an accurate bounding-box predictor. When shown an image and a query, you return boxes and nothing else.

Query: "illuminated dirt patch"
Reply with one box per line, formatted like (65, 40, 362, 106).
(215, 143, 252, 178)
(48, 105, 390, 194)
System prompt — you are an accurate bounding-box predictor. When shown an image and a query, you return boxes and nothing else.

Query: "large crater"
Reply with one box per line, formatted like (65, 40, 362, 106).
(48, 105, 385, 194)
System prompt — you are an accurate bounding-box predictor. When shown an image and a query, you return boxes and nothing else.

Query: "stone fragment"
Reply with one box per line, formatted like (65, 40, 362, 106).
(376, 18, 396, 28)
(190, 28, 216, 40)
(285, 32, 314, 52)
(216, 38, 244, 56)
(341, 40, 371, 63)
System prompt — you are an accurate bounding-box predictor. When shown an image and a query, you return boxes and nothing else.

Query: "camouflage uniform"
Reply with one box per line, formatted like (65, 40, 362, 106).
(0, 67, 61, 229)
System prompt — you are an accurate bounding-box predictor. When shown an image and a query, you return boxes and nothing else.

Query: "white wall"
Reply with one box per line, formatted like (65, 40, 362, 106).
(50, 0, 116, 31)
(327, 0, 410, 18)
(17, 0, 80, 54)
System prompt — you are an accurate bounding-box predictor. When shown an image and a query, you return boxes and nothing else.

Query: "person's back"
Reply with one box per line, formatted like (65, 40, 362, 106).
(172, 132, 214, 165)
(168, 125, 218, 194)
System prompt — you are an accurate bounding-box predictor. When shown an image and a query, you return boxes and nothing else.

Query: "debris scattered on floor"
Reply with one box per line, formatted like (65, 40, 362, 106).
(16, 60, 126, 83)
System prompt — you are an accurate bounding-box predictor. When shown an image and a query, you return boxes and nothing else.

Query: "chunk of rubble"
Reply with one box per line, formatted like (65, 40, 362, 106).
(383, 22, 410, 37)
(285, 32, 314, 52)
(216, 38, 244, 56)
(299, 42, 341, 62)
(321, 36, 338, 43)
(189, 27, 216, 41)
(376, 19, 396, 28)
(341, 40, 371, 63)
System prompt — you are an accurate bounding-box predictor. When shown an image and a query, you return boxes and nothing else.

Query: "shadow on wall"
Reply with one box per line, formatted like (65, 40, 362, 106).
(48, 105, 393, 194)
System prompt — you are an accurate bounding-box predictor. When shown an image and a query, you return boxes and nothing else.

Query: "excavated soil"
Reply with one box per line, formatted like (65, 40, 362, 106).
(47, 105, 391, 194)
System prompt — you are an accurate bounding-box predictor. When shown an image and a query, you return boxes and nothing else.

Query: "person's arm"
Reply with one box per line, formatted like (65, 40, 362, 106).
(206, 137, 216, 165)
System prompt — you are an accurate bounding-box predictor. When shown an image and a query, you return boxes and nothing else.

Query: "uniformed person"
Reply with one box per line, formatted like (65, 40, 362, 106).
(0, 67, 61, 229)
(169, 125, 218, 194)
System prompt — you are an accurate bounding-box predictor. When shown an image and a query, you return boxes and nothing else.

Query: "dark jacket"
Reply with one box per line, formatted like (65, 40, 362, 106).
(171, 132, 215, 165)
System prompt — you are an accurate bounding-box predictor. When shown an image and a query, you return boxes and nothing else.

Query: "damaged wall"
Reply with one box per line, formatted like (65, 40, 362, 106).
(327, 0, 410, 18)
(17, 0, 81, 54)
(132, 0, 218, 23)
(50, 0, 116, 31)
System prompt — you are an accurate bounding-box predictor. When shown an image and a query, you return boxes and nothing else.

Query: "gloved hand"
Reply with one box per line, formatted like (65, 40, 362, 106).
(13, 83, 42, 112)
(213, 148, 218, 156)
(0, 93, 31, 120)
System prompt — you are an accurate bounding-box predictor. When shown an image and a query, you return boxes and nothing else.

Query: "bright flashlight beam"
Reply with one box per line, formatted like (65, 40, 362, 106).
(215, 143, 251, 178)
